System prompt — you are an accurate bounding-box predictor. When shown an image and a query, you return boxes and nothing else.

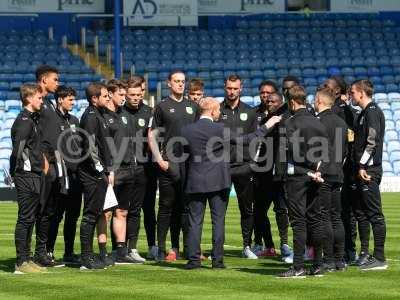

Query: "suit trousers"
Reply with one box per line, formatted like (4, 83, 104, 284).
(187, 190, 229, 265)
(285, 176, 324, 269)
(358, 169, 386, 261)
(254, 172, 289, 248)
(46, 172, 82, 256)
(14, 173, 42, 266)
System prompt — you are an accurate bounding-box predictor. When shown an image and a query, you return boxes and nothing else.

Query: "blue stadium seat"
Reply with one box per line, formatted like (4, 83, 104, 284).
(393, 160, 400, 175)
(387, 140, 400, 153)
(382, 161, 393, 173)
(390, 151, 400, 162)
(212, 88, 225, 97)
(385, 130, 398, 142)
(385, 84, 398, 93)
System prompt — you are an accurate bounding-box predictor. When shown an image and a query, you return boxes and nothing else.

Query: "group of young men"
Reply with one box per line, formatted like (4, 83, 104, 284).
(10, 65, 387, 277)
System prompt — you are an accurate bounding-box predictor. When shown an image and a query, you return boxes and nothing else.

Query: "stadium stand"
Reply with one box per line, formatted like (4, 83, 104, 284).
(1, 13, 400, 185)
(0, 30, 104, 186)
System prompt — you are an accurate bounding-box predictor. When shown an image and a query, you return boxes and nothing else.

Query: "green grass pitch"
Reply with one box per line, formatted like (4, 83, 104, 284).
(0, 193, 399, 299)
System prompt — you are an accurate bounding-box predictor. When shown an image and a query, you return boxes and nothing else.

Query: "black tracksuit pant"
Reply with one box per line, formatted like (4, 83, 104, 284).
(143, 163, 157, 248)
(320, 182, 345, 264)
(357, 168, 386, 261)
(341, 166, 371, 259)
(157, 164, 188, 253)
(285, 176, 324, 269)
(187, 190, 229, 266)
(46, 172, 82, 256)
(78, 167, 108, 258)
(123, 165, 147, 250)
(254, 172, 289, 248)
(230, 164, 255, 248)
(14, 173, 42, 266)
(35, 164, 59, 258)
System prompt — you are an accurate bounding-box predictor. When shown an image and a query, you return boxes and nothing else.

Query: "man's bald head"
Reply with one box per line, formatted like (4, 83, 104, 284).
(199, 97, 221, 121)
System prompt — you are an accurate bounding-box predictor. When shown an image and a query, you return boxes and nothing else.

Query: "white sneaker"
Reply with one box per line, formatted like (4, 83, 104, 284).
(243, 246, 258, 259)
(251, 244, 264, 257)
(283, 253, 294, 264)
(128, 249, 146, 263)
(147, 246, 158, 260)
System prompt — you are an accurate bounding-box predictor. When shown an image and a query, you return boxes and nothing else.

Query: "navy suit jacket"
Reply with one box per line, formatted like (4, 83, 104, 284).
(181, 118, 231, 194)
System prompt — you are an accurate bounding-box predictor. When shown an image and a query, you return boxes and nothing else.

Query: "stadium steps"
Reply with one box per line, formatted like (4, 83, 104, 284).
(68, 44, 114, 81)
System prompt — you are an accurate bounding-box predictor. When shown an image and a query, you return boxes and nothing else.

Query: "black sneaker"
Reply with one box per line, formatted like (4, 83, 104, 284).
(47, 252, 55, 263)
(155, 249, 166, 262)
(359, 257, 388, 271)
(63, 253, 81, 265)
(99, 253, 115, 267)
(335, 260, 347, 272)
(278, 267, 307, 278)
(34, 254, 57, 267)
(345, 251, 358, 266)
(80, 255, 106, 270)
(323, 262, 336, 272)
(356, 252, 370, 266)
(308, 264, 325, 277)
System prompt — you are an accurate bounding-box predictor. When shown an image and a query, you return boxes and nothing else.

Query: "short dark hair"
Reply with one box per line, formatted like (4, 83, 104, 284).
(287, 85, 306, 105)
(35, 65, 59, 82)
(86, 82, 107, 103)
(189, 78, 204, 92)
(129, 75, 145, 85)
(258, 80, 278, 92)
(352, 79, 374, 98)
(282, 75, 300, 84)
(168, 70, 185, 81)
(225, 74, 242, 84)
(107, 79, 126, 93)
(126, 78, 143, 89)
(330, 76, 348, 95)
(55, 85, 76, 101)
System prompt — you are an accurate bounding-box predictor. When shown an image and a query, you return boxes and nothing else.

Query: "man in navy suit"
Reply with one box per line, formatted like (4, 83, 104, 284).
(181, 98, 281, 269)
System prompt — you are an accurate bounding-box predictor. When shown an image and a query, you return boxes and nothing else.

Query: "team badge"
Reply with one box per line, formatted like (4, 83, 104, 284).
(70, 124, 76, 132)
(109, 118, 114, 124)
(121, 116, 127, 125)
(169, 108, 175, 113)
(138, 118, 145, 127)
(60, 125, 65, 131)
(240, 113, 248, 121)
(186, 107, 193, 114)
(222, 114, 228, 120)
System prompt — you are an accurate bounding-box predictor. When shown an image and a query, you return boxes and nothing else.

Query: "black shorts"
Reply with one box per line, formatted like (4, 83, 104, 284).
(114, 167, 135, 210)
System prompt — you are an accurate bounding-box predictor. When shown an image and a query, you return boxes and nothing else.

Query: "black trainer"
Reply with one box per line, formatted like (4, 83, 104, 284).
(308, 264, 325, 277)
(323, 262, 336, 272)
(115, 247, 138, 265)
(356, 251, 370, 266)
(335, 260, 347, 272)
(34, 254, 57, 267)
(80, 255, 106, 270)
(63, 253, 81, 265)
(359, 257, 388, 271)
(278, 267, 307, 278)
(99, 252, 115, 267)
(155, 249, 166, 262)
